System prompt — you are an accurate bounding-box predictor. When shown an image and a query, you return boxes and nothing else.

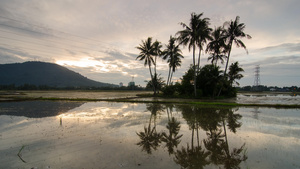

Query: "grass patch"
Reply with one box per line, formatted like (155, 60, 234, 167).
(1, 91, 299, 109)
(3, 96, 299, 108)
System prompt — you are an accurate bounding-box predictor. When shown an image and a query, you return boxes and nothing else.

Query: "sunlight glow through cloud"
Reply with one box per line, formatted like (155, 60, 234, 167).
(0, 0, 299, 86)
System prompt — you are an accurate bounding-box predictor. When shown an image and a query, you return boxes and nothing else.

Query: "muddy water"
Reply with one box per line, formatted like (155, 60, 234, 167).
(0, 101, 299, 168)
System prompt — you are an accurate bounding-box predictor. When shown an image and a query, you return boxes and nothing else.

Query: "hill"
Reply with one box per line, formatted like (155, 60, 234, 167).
(0, 61, 117, 88)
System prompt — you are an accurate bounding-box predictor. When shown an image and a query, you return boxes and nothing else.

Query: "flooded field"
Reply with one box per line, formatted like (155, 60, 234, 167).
(1, 91, 299, 105)
(235, 92, 300, 105)
(0, 101, 299, 168)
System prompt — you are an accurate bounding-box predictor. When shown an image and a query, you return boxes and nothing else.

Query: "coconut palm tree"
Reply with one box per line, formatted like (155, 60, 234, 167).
(206, 26, 227, 66)
(217, 16, 251, 97)
(176, 12, 203, 97)
(153, 40, 163, 76)
(228, 62, 244, 86)
(195, 14, 212, 74)
(136, 37, 157, 95)
(223, 16, 251, 76)
(162, 36, 184, 85)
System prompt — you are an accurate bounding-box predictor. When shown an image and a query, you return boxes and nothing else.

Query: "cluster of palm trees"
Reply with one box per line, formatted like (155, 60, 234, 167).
(136, 36, 184, 95)
(136, 12, 251, 97)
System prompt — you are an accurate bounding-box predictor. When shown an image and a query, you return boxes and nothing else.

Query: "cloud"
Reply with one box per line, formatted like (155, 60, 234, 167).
(0, 0, 300, 87)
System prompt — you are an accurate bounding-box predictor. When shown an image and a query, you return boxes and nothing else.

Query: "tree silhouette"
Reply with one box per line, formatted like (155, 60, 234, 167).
(197, 64, 223, 98)
(153, 40, 163, 76)
(162, 36, 184, 85)
(222, 16, 251, 77)
(177, 12, 206, 97)
(136, 37, 157, 95)
(206, 26, 227, 66)
(218, 16, 251, 96)
(195, 13, 212, 75)
(228, 62, 244, 86)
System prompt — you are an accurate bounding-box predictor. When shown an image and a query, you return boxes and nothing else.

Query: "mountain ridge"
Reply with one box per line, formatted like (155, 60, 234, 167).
(0, 61, 117, 88)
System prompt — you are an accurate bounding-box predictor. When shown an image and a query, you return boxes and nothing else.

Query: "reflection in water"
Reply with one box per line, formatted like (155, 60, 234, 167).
(136, 104, 164, 154)
(1, 101, 299, 168)
(0, 101, 85, 118)
(161, 105, 183, 155)
(136, 104, 247, 168)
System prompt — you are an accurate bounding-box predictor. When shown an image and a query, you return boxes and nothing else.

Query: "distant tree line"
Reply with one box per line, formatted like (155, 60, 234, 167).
(0, 84, 146, 91)
(136, 12, 251, 98)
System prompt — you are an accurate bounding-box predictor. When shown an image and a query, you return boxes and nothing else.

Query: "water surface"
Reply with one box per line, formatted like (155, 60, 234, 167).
(0, 101, 299, 168)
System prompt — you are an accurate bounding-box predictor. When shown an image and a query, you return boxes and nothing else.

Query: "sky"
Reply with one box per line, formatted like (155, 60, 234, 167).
(0, 0, 299, 87)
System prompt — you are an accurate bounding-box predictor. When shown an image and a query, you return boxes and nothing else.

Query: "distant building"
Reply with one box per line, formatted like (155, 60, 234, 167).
(119, 82, 123, 87)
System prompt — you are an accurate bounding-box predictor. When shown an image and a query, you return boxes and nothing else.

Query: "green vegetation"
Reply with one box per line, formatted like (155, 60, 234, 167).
(2, 94, 299, 108)
(136, 12, 251, 99)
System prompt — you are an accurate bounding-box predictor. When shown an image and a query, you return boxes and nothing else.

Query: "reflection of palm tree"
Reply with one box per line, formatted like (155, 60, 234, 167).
(136, 126, 162, 154)
(178, 105, 247, 168)
(225, 108, 242, 133)
(136, 104, 164, 154)
(220, 109, 247, 169)
(161, 117, 183, 155)
(174, 144, 210, 169)
(221, 142, 247, 169)
(203, 129, 225, 165)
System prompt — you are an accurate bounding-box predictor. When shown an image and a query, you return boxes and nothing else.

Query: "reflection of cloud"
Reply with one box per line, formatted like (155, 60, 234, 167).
(59, 102, 147, 129)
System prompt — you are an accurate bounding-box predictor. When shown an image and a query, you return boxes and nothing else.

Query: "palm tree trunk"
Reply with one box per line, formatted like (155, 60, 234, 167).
(224, 41, 233, 76)
(148, 64, 156, 95)
(197, 48, 201, 75)
(154, 55, 157, 75)
(193, 44, 197, 97)
(170, 71, 174, 85)
(217, 41, 233, 97)
(167, 66, 171, 86)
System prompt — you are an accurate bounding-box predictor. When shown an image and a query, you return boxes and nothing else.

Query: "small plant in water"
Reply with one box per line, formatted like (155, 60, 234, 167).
(17, 145, 27, 163)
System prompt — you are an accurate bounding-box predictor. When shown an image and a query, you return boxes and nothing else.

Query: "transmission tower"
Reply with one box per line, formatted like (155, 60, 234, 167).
(254, 65, 261, 90)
